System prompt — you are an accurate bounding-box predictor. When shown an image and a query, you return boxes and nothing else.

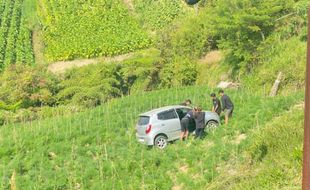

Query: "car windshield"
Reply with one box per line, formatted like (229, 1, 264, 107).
(138, 116, 150, 125)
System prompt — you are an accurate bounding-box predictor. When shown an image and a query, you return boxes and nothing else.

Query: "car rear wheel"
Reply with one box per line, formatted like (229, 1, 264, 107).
(206, 120, 219, 132)
(154, 135, 168, 149)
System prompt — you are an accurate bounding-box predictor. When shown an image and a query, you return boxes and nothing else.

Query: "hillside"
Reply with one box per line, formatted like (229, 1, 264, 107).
(0, 86, 303, 189)
(0, 0, 308, 189)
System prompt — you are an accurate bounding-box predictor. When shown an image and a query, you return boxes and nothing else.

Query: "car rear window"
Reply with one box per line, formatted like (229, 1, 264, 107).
(138, 116, 150, 125)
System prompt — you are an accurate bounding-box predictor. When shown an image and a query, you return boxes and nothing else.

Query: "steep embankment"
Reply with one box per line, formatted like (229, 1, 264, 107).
(0, 86, 303, 189)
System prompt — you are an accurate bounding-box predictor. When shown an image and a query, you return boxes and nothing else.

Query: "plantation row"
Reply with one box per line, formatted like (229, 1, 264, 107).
(37, 0, 151, 62)
(0, 0, 34, 70)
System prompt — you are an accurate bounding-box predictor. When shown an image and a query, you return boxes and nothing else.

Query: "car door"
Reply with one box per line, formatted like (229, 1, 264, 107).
(157, 109, 181, 140)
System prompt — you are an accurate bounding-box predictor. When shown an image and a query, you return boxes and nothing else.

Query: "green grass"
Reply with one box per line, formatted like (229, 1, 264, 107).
(207, 107, 303, 190)
(242, 36, 306, 94)
(0, 86, 303, 189)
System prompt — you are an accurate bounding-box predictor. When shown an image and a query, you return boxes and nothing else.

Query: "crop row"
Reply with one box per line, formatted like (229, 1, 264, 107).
(0, 0, 34, 71)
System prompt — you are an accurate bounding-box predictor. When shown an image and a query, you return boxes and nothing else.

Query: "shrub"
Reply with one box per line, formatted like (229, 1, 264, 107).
(0, 64, 58, 108)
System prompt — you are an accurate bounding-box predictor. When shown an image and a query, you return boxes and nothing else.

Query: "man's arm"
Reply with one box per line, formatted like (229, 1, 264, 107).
(221, 97, 226, 111)
(213, 105, 218, 112)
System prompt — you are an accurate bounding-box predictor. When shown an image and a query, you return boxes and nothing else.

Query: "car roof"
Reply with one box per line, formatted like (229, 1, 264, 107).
(139, 105, 191, 117)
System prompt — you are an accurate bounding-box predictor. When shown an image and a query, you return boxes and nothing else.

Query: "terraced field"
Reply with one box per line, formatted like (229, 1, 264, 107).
(37, 0, 151, 62)
(0, 0, 34, 70)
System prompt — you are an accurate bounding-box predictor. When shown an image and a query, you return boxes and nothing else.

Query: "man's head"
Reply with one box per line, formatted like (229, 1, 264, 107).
(210, 93, 216, 100)
(196, 106, 202, 112)
(184, 99, 192, 106)
(193, 106, 202, 112)
(219, 89, 224, 97)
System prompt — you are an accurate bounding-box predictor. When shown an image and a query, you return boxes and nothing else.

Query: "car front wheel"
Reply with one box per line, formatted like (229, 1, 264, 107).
(206, 120, 219, 132)
(154, 135, 168, 149)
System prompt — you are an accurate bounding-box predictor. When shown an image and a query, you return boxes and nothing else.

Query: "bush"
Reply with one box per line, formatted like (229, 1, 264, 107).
(159, 58, 198, 88)
(0, 64, 58, 109)
(57, 50, 161, 107)
(209, 0, 308, 73)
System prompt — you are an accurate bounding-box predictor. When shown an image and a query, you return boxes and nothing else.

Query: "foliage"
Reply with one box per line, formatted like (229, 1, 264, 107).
(242, 36, 306, 94)
(0, 64, 58, 108)
(133, 0, 185, 30)
(155, 10, 215, 88)
(37, 0, 151, 62)
(57, 49, 161, 107)
(157, 10, 216, 60)
(0, 86, 303, 189)
(210, 0, 308, 73)
(0, 0, 34, 70)
(159, 58, 198, 88)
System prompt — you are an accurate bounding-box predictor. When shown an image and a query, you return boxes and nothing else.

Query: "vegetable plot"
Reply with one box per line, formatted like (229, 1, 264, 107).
(37, 0, 151, 62)
(0, 0, 34, 71)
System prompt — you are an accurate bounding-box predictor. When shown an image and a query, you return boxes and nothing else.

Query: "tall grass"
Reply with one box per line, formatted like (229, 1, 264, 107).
(207, 107, 303, 190)
(0, 86, 303, 189)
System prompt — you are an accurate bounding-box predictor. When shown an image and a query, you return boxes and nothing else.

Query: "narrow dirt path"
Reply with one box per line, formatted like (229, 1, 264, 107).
(48, 52, 135, 74)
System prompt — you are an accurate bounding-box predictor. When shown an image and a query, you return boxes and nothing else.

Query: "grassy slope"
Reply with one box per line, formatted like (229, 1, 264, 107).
(0, 86, 303, 189)
(208, 107, 303, 190)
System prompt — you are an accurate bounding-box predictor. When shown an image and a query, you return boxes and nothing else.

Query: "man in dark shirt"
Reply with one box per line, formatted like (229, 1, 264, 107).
(210, 93, 221, 116)
(193, 107, 205, 139)
(219, 89, 234, 125)
(180, 109, 194, 140)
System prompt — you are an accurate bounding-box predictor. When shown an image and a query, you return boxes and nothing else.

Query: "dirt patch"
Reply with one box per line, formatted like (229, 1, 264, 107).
(123, 0, 135, 11)
(179, 164, 189, 173)
(172, 184, 184, 190)
(202, 141, 215, 149)
(293, 102, 305, 110)
(198, 50, 223, 64)
(234, 134, 247, 145)
(48, 52, 134, 74)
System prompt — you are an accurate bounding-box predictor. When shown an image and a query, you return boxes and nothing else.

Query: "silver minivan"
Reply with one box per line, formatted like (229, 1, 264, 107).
(136, 105, 220, 149)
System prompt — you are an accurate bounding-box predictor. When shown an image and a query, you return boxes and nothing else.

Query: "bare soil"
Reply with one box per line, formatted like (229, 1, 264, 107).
(48, 53, 134, 74)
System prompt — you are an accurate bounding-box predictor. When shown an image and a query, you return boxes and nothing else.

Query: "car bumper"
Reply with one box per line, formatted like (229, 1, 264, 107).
(136, 133, 153, 146)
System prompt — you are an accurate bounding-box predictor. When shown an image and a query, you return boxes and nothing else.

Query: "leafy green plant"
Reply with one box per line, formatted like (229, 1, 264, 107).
(37, 0, 151, 62)
(133, 0, 185, 30)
